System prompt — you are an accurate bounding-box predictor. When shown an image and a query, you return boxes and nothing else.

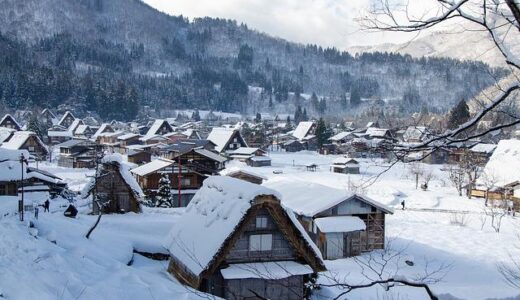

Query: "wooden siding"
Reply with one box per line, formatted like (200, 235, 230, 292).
(92, 163, 140, 214)
(224, 276, 305, 300)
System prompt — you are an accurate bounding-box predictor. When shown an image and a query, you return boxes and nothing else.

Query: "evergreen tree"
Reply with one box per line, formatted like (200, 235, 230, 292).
(350, 86, 361, 107)
(255, 112, 262, 123)
(315, 118, 331, 148)
(294, 106, 302, 123)
(340, 93, 348, 109)
(448, 99, 471, 129)
(311, 92, 319, 110)
(302, 108, 308, 121)
(285, 115, 292, 129)
(155, 174, 173, 208)
(192, 109, 201, 121)
(27, 114, 47, 141)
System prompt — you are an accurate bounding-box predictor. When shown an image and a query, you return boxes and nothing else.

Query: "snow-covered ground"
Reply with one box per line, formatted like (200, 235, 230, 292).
(1, 151, 519, 299)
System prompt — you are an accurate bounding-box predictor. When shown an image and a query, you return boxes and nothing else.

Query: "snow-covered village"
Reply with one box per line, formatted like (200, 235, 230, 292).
(1, 1, 520, 300)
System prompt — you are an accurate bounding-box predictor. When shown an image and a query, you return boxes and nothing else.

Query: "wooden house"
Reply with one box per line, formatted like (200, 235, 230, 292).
(142, 119, 174, 141)
(57, 139, 98, 168)
(1, 131, 48, 160)
(265, 180, 393, 259)
(225, 169, 267, 185)
(283, 140, 305, 153)
(40, 109, 58, 128)
(132, 147, 226, 206)
(165, 176, 325, 300)
(0, 114, 21, 131)
(82, 155, 143, 214)
(292, 121, 316, 141)
(330, 157, 360, 174)
(0, 148, 66, 196)
(207, 127, 248, 154)
(92, 123, 115, 142)
(57, 111, 76, 129)
(468, 143, 497, 166)
(127, 149, 151, 165)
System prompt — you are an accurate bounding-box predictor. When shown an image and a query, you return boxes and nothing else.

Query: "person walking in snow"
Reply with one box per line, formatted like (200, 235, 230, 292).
(401, 200, 405, 210)
(44, 199, 50, 212)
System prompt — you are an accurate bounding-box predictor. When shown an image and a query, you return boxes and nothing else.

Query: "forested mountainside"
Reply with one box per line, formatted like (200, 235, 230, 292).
(0, 0, 506, 121)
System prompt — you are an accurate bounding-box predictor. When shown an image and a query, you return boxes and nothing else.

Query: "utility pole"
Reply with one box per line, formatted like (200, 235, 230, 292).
(177, 154, 181, 207)
(19, 154, 27, 222)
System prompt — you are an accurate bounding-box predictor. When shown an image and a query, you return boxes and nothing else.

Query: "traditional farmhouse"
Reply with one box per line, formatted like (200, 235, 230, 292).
(57, 139, 98, 168)
(0, 127, 15, 144)
(472, 139, 520, 205)
(57, 111, 76, 129)
(0, 114, 21, 131)
(468, 143, 497, 166)
(330, 157, 360, 174)
(40, 109, 58, 128)
(82, 154, 143, 214)
(402, 126, 430, 143)
(0, 148, 65, 196)
(91, 123, 115, 142)
(265, 179, 393, 259)
(207, 127, 248, 154)
(229, 147, 272, 167)
(292, 121, 315, 141)
(1, 131, 48, 160)
(142, 119, 174, 141)
(164, 176, 325, 300)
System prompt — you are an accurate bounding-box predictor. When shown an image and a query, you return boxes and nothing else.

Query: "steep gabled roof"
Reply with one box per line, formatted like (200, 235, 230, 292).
(292, 121, 315, 140)
(480, 139, 520, 187)
(57, 111, 75, 127)
(0, 114, 21, 130)
(164, 176, 324, 286)
(143, 119, 174, 141)
(207, 128, 247, 153)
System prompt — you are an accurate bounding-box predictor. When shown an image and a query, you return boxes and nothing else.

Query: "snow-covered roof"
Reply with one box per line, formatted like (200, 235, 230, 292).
(57, 111, 75, 127)
(207, 128, 240, 153)
(329, 131, 353, 142)
(314, 216, 366, 233)
(264, 177, 393, 216)
(92, 123, 113, 140)
(1, 131, 44, 151)
(117, 133, 140, 140)
(471, 143, 497, 154)
(0, 127, 15, 144)
(480, 139, 520, 187)
(365, 127, 389, 138)
(220, 261, 313, 280)
(143, 119, 172, 141)
(249, 156, 271, 162)
(0, 114, 21, 129)
(0, 148, 30, 161)
(292, 121, 315, 140)
(164, 176, 284, 276)
(74, 124, 90, 135)
(82, 154, 144, 198)
(222, 167, 268, 180)
(193, 148, 228, 163)
(332, 157, 358, 165)
(403, 126, 428, 142)
(130, 158, 174, 177)
(230, 147, 263, 156)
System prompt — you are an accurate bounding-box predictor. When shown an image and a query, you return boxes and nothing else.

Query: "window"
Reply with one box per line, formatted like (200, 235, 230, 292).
(249, 234, 272, 251)
(256, 216, 268, 228)
(181, 178, 191, 185)
(0, 184, 5, 196)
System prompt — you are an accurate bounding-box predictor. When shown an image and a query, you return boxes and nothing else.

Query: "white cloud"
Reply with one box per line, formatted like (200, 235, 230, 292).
(143, 0, 428, 48)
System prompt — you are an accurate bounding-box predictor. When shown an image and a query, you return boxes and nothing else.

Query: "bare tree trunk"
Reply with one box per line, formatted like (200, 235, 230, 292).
(85, 211, 102, 239)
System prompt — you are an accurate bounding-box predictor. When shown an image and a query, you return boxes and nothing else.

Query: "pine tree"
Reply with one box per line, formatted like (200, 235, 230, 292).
(27, 114, 47, 141)
(294, 106, 302, 123)
(192, 109, 201, 121)
(155, 174, 173, 208)
(255, 112, 262, 123)
(350, 86, 361, 107)
(286, 115, 292, 129)
(302, 108, 308, 121)
(315, 118, 331, 148)
(448, 99, 470, 129)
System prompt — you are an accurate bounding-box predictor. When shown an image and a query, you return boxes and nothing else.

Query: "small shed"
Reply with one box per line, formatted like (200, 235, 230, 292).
(330, 157, 360, 174)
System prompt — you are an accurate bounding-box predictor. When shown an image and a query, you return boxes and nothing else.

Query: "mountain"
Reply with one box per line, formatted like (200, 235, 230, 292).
(348, 27, 519, 68)
(0, 0, 507, 121)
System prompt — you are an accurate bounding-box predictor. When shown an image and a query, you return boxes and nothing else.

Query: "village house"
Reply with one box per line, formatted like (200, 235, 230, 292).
(57, 139, 98, 169)
(471, 139, 520, 208)
(127, 149, 151, 165)
(40, 108, 58, 128)
(1, 131, 48, 160)
(57, 111, 76, 129)
(0, 148, 66, 196)
(207, 127, 248, 154)
(142, 119, 174, 141)
(468, 143, 497, 166)
(82, 154, 144, 214)
(265, 179, 393, 259)
(330, 157, 360, 174)
(402, 126, 430, 143)
(0, 114, 22, 131)
(228, 147, 271, 167)
(91, 123, 115, 142)
(164, 176, 326, 300)
(283, 139, 305, 153)
(0, 127, 15, 144)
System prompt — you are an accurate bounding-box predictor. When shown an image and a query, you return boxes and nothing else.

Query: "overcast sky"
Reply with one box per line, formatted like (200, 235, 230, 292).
(142, 0, 432, 49)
